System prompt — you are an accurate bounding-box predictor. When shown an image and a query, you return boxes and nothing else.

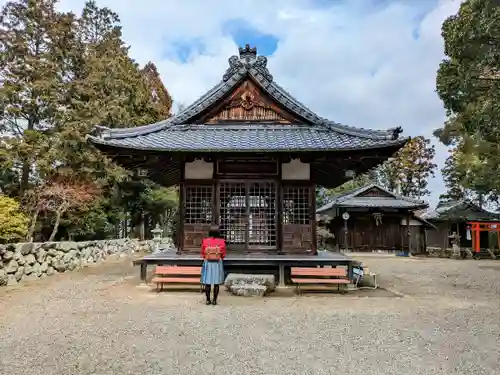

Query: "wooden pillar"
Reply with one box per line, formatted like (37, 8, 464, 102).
(441, 222, 449, 255)
(310, 183, 317, 254)
(475, 223, 481, 252)
(178, 161, 186, 255)
(406, 214, 411, 254)
(343, 215, 349, 252)
(277, 181, 283, 254)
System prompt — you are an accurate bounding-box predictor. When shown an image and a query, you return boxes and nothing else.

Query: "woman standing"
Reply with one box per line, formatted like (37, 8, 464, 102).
(200, 225, 226, 305)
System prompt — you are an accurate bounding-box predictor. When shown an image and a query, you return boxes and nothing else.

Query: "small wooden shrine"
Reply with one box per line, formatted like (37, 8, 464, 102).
(423, 199, 500, 253)
(88, 45, 407, 255)
(316, 184, 431, 253)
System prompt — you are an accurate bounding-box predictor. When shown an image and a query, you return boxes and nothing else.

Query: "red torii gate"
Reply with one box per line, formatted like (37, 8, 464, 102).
(467, 221, 500, 252)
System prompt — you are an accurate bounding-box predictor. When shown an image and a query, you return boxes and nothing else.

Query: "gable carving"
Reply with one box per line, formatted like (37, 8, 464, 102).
(203, 79, 297, 123)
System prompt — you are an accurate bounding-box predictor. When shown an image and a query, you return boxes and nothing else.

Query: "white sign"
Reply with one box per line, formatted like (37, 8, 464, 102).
(184, 159, 213, 179)
(342, 212, 350, 221)
(281, 159, 310, 180)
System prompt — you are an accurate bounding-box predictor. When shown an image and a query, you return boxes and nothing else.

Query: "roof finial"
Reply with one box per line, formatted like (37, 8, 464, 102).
(239, 44, 257, 59)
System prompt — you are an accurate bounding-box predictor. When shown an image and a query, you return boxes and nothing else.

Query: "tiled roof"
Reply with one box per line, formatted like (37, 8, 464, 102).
(317, 183, 428, 213)
(421, 200, 500, 221)
(89, 124, 406, 152)
(88, 45, 406, 152)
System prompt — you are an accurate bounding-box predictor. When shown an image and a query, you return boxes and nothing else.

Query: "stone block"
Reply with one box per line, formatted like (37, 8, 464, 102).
(0, 270, 7, 286)
(5, 260, 18, 274)
(25, 254, 36, 265)
(7, 274, 17, 286)
(17, 243, 33, 255)
(229, 284, 267, 297)
(225, 273, 275, 291)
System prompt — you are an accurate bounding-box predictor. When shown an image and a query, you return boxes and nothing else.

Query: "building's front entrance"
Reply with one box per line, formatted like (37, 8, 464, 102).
(218, 180, 277, 252)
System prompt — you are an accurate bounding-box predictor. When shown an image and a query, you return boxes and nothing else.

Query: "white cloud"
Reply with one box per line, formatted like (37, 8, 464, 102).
(1, 0, 463, 207)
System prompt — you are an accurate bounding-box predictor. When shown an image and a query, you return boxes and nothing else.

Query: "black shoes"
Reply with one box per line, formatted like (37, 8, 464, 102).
(212, 300, 217, 305)
(206, 300, 212, 305)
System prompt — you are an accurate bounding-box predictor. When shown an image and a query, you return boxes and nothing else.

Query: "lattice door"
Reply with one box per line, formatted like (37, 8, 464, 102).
(282, 186, 313, 252)
(218, 181, 277, 251)
(183, 185, 213, 251)
(219, 182, 247, 249)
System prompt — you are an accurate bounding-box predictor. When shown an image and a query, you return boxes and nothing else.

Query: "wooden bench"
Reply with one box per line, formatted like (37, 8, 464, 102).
(151, 266, 202, 292)
(291, 267, 350, 294)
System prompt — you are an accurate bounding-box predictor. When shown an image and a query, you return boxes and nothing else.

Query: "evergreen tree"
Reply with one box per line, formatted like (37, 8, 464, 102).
(439, 148, 468, 204)
(0, 0, 74, 195)
(435, 0, 500, 200)
(0, 0, 177, 241)
(141, 62, 173, 118)
(377, 136, 436, 198)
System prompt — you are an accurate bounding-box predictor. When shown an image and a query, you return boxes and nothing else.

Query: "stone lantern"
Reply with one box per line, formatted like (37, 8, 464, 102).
(151, 224, 163, 254)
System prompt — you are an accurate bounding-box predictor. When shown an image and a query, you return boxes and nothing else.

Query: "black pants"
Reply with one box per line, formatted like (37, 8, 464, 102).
(204, 284, 219, 302)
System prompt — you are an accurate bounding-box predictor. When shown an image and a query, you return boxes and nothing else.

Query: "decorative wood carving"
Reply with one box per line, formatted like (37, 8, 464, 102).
(203, 79, 299, 123)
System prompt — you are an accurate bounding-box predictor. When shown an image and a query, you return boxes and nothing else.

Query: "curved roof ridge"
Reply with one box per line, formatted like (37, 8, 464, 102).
(92, 119, 173, 140)
(90, 45, 405, 142)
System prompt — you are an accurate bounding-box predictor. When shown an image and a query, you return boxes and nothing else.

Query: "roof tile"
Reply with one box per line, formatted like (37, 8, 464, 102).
(89, 124, 406, 152)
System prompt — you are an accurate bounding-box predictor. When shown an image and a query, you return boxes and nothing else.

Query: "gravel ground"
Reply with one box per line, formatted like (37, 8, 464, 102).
(1, 255, 500, 375)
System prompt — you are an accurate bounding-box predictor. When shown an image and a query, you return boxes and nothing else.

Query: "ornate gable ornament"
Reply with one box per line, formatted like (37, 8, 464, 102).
(222, 44, 273, 83)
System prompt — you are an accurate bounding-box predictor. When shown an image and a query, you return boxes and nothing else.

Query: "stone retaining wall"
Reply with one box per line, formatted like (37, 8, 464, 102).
(0, 239, 154, 287)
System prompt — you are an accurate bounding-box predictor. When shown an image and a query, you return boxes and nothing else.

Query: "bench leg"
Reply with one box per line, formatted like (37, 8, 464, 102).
(156, 283, 160, 293)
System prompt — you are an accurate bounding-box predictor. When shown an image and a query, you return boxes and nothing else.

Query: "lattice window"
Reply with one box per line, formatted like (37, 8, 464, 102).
(184, 185, 213, 224)
(282, 186, 311, 225)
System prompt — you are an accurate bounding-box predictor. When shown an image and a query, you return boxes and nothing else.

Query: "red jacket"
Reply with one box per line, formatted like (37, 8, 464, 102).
(201, 237, 227, 259)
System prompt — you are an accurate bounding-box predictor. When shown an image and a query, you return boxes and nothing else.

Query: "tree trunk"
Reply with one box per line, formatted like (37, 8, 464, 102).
(139, 212, 145, 240)
(26, 209, 39, 242)
(20, 117, 35, 196)
(48, 210, 63, 241)
(19, 162, 31, 197)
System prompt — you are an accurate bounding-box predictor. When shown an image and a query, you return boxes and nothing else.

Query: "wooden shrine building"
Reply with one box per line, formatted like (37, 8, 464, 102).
(422, 200, 500, 255)
(316, 184, 432, 253)
(88, 45, 407, 258)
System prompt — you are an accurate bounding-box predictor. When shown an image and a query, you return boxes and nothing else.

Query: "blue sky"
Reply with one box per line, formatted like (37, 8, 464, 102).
(0, 0, 463, 207)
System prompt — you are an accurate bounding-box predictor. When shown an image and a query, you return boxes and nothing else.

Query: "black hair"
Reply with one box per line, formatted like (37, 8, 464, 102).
(208, 225, 221, 238)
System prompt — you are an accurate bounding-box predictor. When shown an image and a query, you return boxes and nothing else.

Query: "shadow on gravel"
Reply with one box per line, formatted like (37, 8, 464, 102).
(143, 285, 401, 298)
(478, 265, 500, 270)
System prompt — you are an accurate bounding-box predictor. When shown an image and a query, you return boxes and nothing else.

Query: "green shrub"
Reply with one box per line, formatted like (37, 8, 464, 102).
(0, 195, 29, 243)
